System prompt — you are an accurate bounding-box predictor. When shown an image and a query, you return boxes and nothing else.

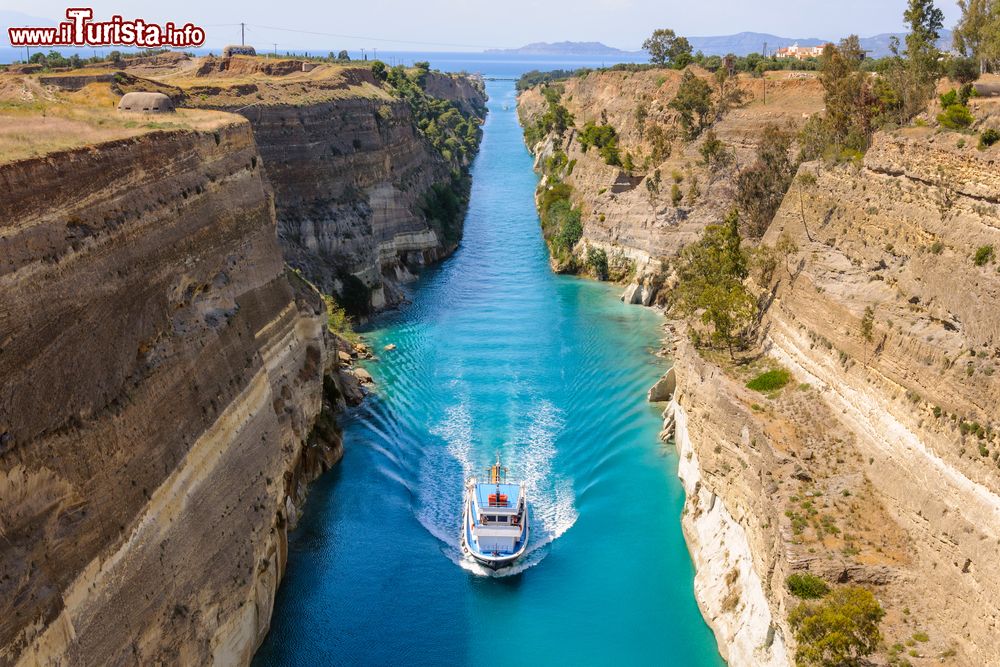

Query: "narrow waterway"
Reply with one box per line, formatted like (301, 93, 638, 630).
(254, 79, 723, 666)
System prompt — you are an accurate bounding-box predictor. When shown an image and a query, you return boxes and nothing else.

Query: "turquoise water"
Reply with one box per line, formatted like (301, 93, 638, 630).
(254, 80, 723, 666)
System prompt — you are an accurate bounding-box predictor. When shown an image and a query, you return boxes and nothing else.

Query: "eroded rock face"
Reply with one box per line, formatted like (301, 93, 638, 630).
(0, 122, 338, 664)
(209, 73, 487, 314)
(759, 129, 1000, 664)
(244, 97, 460, 307)
(518, 68, 824, 297)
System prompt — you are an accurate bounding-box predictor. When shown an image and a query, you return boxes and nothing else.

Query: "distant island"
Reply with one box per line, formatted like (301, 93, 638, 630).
(486, 41, 637, 56)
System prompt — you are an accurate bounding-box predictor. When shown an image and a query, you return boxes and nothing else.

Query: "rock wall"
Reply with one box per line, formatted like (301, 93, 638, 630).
(667, 391, 789, 667)
(659, 339, 793, 666)
(186, 62, 488, 313)
(0, 121, 340, 665)
(542, 68, 1000, 664)
(240, 96, 462, 309)
(518, 68, 824, 298)
(760, 129, 1000, 664)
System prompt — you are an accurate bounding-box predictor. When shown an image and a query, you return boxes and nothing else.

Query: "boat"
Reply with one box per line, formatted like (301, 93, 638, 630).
(461, 454, 529, 570)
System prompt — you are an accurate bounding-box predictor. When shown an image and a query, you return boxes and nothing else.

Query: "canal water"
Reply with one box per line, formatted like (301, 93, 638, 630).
(254, 79, 723, 666)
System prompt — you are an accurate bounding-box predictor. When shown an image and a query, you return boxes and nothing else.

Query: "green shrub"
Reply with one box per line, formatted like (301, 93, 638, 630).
(579, 121, 621, 166)
(938, 103, 974, 130)
(586, 247, 609, 280)
(789, 586, 885, 667)
(747, 369, 792, 392)
(787, 573, 831, 599)
(974, 245, 994, 266)
(980, 128, 1000, 149)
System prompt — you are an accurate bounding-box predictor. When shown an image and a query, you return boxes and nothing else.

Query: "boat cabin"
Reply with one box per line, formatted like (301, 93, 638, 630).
(470, 482, 525, 553)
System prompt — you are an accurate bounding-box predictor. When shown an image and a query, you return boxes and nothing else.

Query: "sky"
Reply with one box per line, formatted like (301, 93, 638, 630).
(1, 1, 965, 52)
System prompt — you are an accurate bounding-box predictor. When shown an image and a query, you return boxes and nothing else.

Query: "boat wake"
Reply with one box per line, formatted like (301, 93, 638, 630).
(416, 396, 577, 577)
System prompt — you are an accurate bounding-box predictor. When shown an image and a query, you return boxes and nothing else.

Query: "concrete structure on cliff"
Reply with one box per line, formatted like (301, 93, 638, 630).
(117, 92, 175, 113)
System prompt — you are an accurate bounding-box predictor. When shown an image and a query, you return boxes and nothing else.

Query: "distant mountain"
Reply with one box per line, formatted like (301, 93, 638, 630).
(687, 32, 824, 57)
(686, 30, 953, 58)
(1, 10, 57, 47)
(486, 41, 636, 56)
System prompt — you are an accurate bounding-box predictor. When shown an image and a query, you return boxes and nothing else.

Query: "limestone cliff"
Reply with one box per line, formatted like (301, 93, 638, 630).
(0, 55, 484, 665)
(656, 128, 1000, 665)
(524, 66, 1000, 665)
(759, 128, 1000, 664)
(175, 58, 487, 313)
(518, 68, 823, 300)
(0, 118, 340, 665)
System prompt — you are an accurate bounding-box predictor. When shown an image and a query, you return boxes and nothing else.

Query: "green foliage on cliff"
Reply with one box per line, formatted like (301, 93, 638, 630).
(789, 586, 885, 667)
(578, 121, 621, 166)
(787, 573, 831, 599)
(672, 210, 756, 358)
(420, 174, 471, 245)
(735, 123, 796, 238)
(523, 85, 575, 147)
(384, 64, 482, 167)
(516, 69, 589, 91)
(974, 244, 995, 266)
(586, 247, 609, 280)
(669, 71, 715, 140)
(538, 182, 584, 262)
(979, 127, 1000, 148)
(747, 368, 791, 392)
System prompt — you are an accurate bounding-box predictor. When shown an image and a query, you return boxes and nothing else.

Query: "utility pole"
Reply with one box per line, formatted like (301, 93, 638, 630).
(273, 43, 277, 59)
(762, 42, 768, 105)
(373, 47, 377, 61)
(241, 22, 245, 46)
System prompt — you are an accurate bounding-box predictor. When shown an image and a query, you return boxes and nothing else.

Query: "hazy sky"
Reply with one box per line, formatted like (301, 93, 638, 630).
(2, 1, 964, 52)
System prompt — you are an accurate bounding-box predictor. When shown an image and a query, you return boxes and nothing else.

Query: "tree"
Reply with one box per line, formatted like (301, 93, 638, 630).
(714, 66, 748, 118)
(337, 49, 350, 61)
(904, 0, 946, 86)
(789, 586, 885, 667)
(955, 0, 1000, 74)
(371, 60, 388, 82)
(669, 70, 715, 139)
(579, 122, 621, 166)
(586, 247, 609, 280)
(700, 129, 734, 175)
(673, 210, 756, 358)
(643, 29, 693, 68)
(818, 37, 880, 152)
(735, 124, 795, 238)
(776, 231, 799, 280)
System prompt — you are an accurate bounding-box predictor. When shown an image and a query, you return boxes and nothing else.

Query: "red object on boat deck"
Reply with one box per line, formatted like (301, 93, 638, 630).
(488, 493, 508, 506)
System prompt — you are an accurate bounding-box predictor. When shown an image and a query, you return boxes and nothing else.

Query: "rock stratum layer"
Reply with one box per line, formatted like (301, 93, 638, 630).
(0, 120, 340, 664)
(521, 66, 1000, 665)
(182, 60, 487, 312)
(0, 55, 484, 665)
(518, 68, 823, 301)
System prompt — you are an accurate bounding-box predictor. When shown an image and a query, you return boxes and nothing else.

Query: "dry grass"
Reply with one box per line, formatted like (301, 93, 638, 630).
(0, 79, 238, 164)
